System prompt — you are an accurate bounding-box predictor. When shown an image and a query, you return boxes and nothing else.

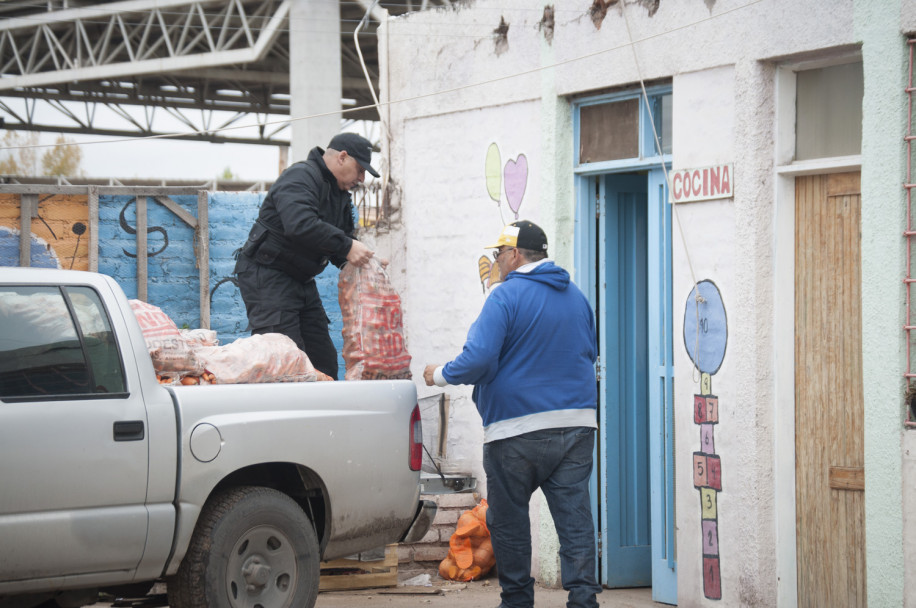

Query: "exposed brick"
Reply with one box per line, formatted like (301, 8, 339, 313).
(411, 545, 450, 562)
(414, 529, 440, 544)
(432, 522, 455, 534)
(434, 492, 480, 509)
(397, 545, 415, 563)
(433, 510, 460, 526)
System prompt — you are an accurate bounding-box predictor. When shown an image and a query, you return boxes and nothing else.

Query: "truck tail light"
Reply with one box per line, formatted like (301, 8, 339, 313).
(409, 404, 422, 471)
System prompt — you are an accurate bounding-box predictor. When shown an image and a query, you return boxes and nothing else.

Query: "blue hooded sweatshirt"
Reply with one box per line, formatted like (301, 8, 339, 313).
(442, 260, 598, 440)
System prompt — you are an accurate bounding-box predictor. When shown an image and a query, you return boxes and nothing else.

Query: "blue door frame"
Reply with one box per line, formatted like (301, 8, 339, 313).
(646, 170, 677, 604)
(574, 167, 676, 604)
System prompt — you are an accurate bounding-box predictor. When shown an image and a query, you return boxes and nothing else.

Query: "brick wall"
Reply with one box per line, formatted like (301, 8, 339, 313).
(397, 491, 482, 581)
(97, 192, 349, 379)
(1, 189, 369, 381)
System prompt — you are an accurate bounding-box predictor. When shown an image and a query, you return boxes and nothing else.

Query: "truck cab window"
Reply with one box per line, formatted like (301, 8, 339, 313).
(0, 285, 125, 400)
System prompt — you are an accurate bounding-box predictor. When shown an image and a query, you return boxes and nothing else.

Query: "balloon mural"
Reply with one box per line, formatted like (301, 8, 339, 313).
(485, 142, 528, 219)
(477, 253, 501, 294)
(478, 143, 529, 293)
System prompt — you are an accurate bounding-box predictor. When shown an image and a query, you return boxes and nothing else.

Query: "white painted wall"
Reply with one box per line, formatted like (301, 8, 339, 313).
(400, 101, 544, 492)
(856, 1, 908, 606)
(673, 67, 735, 170)
(671, 64, 781, 605)
(378, 0, 911, 604)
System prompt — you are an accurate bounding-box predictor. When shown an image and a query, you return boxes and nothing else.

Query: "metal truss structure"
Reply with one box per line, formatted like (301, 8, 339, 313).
(0, 0, 452, 145)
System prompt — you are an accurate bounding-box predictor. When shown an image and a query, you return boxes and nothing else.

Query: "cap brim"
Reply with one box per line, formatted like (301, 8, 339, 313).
(485, 235, 514, 249)
(356, 158, 380, 178)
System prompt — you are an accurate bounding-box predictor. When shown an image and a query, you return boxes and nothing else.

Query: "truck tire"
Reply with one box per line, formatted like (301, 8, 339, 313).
(167, 485, 320, 608)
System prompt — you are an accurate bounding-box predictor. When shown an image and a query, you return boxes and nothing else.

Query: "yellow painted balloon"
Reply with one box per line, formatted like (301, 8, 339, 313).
(478, 255, 492, 292)
(488, 260, 501, 287)
(485, 143, 502, 202)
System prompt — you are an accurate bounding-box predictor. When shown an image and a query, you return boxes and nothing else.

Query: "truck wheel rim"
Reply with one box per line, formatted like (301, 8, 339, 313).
(226, 524, 299, 607)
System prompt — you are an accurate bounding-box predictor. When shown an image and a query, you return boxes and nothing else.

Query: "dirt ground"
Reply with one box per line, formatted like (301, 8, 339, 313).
(315, 578, 659, 608)
(90, 577, 659, 608)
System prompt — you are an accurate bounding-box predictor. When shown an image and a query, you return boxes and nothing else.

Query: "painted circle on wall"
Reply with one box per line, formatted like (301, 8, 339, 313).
(683, 279, 727, 375)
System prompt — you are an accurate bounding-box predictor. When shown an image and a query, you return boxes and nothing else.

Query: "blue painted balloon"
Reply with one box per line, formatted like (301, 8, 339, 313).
(683, 279, 727, 375)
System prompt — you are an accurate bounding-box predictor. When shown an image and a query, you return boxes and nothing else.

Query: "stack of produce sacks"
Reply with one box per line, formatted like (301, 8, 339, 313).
(128, 300, 332, 384)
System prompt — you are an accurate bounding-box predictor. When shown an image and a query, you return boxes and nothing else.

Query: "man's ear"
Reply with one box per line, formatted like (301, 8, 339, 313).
(337, 150, 349, 166)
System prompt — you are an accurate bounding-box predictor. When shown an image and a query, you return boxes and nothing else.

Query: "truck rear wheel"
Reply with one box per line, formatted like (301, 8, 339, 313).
(168, 485, 320, 608)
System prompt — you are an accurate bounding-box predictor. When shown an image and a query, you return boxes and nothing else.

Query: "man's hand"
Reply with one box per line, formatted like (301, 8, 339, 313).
(347, 239, 374, 266)
(423, 364, 439, 387)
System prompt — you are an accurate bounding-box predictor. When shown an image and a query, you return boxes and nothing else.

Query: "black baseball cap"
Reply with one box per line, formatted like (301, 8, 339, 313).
(486, 220, 548, 252)
(328, 132, 380, 178)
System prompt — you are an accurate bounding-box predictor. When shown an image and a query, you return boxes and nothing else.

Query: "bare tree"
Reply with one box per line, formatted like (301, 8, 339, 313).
(41, 135, 84, 177)
(0, 131, 40, 175)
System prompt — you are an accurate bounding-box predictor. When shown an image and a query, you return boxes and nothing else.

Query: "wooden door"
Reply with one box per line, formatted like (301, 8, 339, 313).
(795, 171, 866, 607)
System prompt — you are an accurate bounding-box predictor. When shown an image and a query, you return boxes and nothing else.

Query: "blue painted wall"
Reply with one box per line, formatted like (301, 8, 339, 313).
(0, 227, 60, 268)
(96, 192, 347, 379)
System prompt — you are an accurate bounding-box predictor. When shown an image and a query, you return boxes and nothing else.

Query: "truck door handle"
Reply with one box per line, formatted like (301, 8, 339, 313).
(113, 420, 145, 442)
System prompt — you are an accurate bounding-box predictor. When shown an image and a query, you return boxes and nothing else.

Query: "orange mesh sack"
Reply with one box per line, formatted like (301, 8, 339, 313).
(129, 299, 204, 377)
(338, 259, 412, 381)
(439, 499, 496, 582)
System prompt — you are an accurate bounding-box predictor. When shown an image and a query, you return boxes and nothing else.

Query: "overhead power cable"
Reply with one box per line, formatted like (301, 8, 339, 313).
(619, 0, 705, 382)
(3, 0, 764, 153)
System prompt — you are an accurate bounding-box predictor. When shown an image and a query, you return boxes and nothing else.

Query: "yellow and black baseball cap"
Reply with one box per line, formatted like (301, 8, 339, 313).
(486, 220, 548, 252)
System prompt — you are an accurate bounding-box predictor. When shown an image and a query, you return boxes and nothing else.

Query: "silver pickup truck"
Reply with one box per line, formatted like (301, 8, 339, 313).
(0, 268, 435, 608)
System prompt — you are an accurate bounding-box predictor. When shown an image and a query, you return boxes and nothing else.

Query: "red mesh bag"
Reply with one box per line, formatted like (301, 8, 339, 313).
(129, 299, 204, 377)
(338, 259, 412, 381)
(439, 499, 495, 582)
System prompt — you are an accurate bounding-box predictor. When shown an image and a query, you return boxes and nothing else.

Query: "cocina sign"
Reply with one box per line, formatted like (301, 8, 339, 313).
(669, 163, 733, 204)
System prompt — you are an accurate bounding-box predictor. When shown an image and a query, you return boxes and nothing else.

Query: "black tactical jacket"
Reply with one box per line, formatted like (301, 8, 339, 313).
(238, 147, 356, 282)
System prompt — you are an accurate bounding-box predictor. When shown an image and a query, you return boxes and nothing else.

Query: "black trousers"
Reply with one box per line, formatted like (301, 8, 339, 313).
(235, 254, 339, 379)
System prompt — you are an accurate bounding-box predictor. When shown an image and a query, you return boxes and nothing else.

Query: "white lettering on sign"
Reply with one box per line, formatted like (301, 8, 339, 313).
(669, 164, 734, 204)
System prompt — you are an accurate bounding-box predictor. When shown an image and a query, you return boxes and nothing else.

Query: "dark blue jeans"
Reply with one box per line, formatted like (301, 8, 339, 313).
(483, 427, 601, 608)
(235, 255, 338, 378)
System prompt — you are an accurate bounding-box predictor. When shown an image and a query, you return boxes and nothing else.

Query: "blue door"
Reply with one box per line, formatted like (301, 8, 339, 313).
(578, 169, 676, 601)
(600, 173, 651, 587)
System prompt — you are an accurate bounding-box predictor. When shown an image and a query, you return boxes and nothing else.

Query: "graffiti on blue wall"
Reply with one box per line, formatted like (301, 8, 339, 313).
(97, 193, 348, 379)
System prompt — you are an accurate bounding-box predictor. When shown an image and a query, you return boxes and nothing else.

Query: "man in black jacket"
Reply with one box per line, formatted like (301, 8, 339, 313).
(234, 132, 379, 379)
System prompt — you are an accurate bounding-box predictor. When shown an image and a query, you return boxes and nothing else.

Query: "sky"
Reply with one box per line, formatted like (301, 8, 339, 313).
(2, 98, 298, 182)
(11, 109, 379, 183)
(75, 135, 283, 182)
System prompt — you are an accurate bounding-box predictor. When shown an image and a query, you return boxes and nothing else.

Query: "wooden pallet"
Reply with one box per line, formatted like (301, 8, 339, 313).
(318, 544, 398, 591)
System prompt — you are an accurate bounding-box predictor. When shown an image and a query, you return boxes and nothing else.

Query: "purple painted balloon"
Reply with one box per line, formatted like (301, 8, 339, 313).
(503, 154, 528, 219)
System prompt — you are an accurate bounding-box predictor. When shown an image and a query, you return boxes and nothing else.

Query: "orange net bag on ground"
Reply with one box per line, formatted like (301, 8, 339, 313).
(338, 259, 412, 381)
(439, 499, 496, 582)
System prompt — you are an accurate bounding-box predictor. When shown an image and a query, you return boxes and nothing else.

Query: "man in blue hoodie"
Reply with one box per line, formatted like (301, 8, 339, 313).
(423, 220, 601, 608)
